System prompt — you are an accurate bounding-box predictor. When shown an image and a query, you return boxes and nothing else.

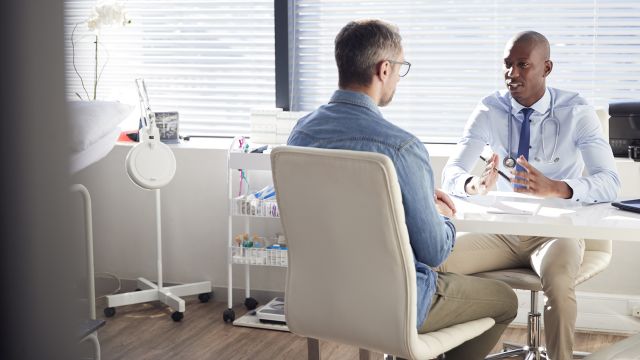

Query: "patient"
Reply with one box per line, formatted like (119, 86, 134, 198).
(287, 19, 517, 359)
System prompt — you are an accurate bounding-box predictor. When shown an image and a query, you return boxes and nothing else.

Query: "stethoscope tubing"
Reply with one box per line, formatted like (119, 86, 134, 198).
(505, 91, 560, 168)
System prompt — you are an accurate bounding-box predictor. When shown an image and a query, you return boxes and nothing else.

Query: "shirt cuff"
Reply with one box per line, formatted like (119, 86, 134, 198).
(453, 175, 473, 197)
(562, 178, 585, 203)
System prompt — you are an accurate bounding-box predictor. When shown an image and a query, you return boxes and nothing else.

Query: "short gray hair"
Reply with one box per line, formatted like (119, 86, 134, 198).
(334, 19, 403, 88)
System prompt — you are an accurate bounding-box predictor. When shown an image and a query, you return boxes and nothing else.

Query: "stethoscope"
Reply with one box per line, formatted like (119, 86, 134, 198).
(503, 91, 561, 168)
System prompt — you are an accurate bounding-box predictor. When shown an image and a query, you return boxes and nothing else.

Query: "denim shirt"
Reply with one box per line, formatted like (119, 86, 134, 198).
(287, 89, 456, 328)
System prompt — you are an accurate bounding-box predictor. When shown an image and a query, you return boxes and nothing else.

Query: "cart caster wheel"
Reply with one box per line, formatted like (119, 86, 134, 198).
(244, 297, 258, 310)
(104, 307, 116, 317)
(198, 292, 212, 303)
(223, 308, 235, 323)
(171, 311, 184, 322)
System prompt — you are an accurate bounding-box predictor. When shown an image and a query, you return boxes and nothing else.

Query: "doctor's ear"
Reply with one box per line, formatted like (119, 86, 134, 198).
(543, 60, 553, 77)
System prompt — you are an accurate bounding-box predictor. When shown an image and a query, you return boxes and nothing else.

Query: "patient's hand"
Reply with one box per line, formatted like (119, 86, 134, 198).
(435, 189, 456, 217)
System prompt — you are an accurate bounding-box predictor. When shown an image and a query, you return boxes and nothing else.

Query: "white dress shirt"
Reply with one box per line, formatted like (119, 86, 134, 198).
(442, 87, 621, 204)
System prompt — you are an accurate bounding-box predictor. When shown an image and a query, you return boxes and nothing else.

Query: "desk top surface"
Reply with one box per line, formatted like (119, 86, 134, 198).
(451, 192, 640, 242)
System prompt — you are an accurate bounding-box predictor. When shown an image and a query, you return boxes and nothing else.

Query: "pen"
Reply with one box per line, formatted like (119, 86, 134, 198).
(479, 155, 511, 182)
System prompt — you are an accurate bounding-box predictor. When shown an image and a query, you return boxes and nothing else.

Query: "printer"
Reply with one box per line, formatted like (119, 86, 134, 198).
(609, 101, 640, 158)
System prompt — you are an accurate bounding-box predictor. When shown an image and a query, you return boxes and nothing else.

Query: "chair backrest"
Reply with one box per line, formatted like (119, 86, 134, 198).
(271, 146, 420, 357)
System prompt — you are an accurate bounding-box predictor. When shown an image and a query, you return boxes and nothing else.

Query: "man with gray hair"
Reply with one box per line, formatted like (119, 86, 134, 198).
(288, 19, 518, 359)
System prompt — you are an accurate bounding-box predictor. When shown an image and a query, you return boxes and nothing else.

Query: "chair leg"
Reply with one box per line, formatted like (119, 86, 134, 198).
(359, 348, 371, 360)
(485, 290, 548, 359)
(572, 350, 591, 359)
(485, 348, 528, 359)
(382, 355, 408, 360)
(307, 338, 320, 360)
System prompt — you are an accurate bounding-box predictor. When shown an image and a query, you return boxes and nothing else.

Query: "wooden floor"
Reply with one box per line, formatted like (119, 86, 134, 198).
(91, 296, 628, 360)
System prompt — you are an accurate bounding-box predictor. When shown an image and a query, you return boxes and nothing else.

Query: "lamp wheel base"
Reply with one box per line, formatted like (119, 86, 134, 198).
(104, 307, 116, 317)
(223, 308, 235, 323)
(244, 297, 258, 310)
(171, 311, 184, 322)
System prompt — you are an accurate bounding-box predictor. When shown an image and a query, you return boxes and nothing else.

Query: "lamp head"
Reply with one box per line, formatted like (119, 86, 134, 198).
(125, 125, 176, 189)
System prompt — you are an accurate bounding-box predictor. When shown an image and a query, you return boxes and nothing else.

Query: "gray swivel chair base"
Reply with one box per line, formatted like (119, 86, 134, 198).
(475, 240, 613, 360)
(485, 290, 590, 360)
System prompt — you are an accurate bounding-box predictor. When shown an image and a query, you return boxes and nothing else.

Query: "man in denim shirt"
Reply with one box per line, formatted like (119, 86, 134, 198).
(288, 19, 517, 359)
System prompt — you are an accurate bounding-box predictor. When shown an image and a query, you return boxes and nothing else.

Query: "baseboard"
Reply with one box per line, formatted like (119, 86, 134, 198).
(95, 277, 640, 333)
(512, 289, 640, 334)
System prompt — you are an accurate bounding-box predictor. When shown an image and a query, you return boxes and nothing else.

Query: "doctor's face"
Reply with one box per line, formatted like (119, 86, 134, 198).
(503, 39, 552, 107)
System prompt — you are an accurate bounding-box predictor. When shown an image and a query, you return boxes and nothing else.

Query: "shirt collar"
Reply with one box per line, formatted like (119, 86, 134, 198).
(329, 89, 382, 116)
(510, 87, 551, 116)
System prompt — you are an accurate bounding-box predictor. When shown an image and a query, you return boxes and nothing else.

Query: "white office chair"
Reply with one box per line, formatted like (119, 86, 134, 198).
(271, 146, 495, 360)
(474, 239, 612, 359)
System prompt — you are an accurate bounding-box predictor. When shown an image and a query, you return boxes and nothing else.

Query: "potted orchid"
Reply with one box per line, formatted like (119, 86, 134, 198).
(71, 1, 131, 100)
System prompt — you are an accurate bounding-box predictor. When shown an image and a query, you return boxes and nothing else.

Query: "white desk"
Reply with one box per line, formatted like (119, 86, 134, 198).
(450, 192, 640, 242)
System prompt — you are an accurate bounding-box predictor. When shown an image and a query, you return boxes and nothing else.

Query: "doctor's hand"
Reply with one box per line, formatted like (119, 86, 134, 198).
(434, 188, 456, 218)
(464, 153, 499, 195)
(511, 156, 573, 199)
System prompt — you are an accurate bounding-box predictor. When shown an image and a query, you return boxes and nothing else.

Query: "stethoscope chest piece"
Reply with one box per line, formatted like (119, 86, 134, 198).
(503, 156, 516, 168)
(506, 91, 560, 167)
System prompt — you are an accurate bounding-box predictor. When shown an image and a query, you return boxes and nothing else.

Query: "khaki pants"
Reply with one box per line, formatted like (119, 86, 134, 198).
(419, 272, 518, 360)
(438, 233, 585, 360)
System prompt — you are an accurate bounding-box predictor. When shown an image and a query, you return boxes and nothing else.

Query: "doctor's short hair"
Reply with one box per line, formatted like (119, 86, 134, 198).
(334, 19, 403, 88)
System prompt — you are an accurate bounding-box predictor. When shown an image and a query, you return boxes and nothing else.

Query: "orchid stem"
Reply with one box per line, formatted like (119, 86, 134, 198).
(93, 35, 98, 100)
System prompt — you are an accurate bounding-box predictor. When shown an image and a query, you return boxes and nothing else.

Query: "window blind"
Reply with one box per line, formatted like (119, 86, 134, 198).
(291, 0, 640, 142)
(64, 0, 275, 137)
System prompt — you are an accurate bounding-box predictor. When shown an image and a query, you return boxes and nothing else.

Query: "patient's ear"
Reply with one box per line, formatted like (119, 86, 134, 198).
(377, 60, 391, 81)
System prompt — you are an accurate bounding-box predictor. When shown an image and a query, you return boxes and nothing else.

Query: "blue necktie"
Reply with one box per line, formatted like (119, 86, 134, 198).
(516, 108, 534, 172)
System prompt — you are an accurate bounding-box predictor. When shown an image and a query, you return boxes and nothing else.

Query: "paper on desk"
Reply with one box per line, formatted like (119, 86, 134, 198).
(486, 200, 540, 215)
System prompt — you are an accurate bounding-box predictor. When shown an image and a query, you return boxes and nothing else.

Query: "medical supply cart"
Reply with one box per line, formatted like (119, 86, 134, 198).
(223, 147, 288, 325)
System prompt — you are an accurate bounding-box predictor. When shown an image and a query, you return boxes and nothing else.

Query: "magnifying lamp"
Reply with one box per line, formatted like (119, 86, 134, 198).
(126, 79, 176, 189)
(104, 79, 211, 322)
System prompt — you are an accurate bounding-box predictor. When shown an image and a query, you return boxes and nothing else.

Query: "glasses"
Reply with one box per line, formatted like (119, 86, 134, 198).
(387, 59, 411, 77)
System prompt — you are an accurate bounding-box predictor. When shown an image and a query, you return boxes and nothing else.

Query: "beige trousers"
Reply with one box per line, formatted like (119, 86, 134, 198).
(420, 272, 518, 360)
(438, 233, 585, 360)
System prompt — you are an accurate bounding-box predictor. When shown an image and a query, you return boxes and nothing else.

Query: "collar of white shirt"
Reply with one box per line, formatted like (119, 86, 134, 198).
(510, 87, 551, 118)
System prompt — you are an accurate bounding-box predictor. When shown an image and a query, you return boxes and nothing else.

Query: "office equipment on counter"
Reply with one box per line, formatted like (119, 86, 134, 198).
(104, 79, 211, 322)
(608, 101, 640, 157)
(612, 199, 640, 214)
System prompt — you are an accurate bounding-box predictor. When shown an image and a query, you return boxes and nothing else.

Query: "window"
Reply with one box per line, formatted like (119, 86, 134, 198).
(65, 1, 640, 142)
(291, 0, 640, 142)
(65, 0, 275, 137)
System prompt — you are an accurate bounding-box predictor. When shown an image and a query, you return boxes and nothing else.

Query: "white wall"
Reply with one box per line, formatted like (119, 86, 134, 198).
(74, 140, 640, 299)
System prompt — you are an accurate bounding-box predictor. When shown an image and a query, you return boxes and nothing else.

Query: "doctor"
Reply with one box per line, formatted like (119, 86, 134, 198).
(441, 31, 620, 360)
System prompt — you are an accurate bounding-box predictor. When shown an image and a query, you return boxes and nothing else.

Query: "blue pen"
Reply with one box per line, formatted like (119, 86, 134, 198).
(479, 155, 511, 182)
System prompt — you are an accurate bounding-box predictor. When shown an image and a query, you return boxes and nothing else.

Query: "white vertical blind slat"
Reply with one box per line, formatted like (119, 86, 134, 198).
(64, 0, 275, 137)
(291, 0, 640, 142)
